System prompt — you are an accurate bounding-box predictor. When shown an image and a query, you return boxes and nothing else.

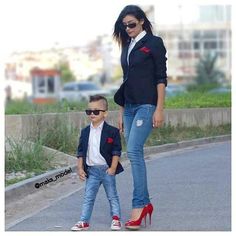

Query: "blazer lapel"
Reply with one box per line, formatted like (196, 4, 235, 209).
(100, 121, 109, 150)
(133, 33, 149, 51)
(84, 126, 90, 153)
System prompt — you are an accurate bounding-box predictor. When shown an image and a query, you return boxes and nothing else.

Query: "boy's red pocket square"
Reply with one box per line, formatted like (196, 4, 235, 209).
(139, 46, 150, 53)
(107, 137, 114, 144)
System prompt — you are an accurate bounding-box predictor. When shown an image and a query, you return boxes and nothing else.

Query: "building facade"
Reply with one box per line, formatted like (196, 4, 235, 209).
(156, 5, 231, 83)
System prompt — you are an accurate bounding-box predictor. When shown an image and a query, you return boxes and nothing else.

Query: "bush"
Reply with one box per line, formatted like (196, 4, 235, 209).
(5, 138, 53, 174)
(39, 115, 79, 155)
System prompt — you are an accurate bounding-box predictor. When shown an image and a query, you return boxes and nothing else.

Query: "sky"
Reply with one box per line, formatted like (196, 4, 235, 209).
(1, 0, 232, 55)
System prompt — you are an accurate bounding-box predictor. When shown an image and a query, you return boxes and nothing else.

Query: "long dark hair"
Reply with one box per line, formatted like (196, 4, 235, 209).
(113, 5, 153, 48)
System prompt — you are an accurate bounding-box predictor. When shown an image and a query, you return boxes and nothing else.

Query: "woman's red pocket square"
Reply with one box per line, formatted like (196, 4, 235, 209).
(140, 46, 150, 53)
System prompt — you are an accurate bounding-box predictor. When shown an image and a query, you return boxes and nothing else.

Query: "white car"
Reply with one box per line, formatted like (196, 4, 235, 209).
(59, 81, 110, 102)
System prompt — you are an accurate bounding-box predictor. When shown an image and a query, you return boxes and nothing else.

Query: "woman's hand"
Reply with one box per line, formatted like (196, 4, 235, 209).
(152, 109, 164, 128)
(118, 107, 124, 133)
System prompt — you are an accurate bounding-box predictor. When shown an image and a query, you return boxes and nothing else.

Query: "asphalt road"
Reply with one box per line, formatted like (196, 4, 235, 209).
(7, 141, 231, 231)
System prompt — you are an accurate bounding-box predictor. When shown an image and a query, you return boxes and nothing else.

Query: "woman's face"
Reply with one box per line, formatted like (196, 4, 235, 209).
(122, 14, 144, 39)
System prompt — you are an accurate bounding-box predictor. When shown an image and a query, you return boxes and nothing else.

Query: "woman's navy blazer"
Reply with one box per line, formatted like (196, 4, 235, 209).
(114, 33, 167, 106)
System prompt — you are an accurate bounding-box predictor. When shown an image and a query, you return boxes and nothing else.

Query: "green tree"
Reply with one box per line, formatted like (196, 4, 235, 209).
(56, 61, 76, 84)
(195, 53, 225, 85)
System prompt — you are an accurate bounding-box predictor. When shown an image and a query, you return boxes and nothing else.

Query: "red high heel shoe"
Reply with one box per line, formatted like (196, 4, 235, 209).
(145, 203, 154, 225)
(125, 207, 148, 230)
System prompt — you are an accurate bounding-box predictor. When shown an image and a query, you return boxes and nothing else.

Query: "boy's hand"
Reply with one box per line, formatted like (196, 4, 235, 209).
(78, 168, 87, 181)
(106, 167, 116, 175)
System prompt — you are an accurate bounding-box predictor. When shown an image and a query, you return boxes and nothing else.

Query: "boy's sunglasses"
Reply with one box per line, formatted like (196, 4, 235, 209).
(85, 109, 106, 116)
(122, 22, 137, 30)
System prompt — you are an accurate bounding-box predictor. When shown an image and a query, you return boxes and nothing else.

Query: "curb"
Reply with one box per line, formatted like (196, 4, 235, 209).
(5, 135, 231, 203)
(5, 166, 77, 203)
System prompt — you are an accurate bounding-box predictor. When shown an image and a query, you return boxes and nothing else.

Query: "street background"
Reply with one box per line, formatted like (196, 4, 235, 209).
(7, 141, 231, 231)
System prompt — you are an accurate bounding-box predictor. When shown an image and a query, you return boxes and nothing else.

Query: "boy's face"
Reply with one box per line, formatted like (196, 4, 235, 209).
(86, 100, 108, 124)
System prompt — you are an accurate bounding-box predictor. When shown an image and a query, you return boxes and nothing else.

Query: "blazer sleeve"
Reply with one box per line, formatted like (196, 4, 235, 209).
(76, 130, 84, 158)
(152, 37, 168, 86)
(111, 128, 122, 157)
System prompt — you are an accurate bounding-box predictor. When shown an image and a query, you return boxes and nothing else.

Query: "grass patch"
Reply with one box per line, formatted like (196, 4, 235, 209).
(145, 123, 231, 147)
(5, 174, 34, 186)
(119, 123, 230, 152)
(5, 99, 88, 115)
(5, 123, 230, 186)
(5, 91, 231, 115)
(39, 115, 79, 155)
(5, 138, 54, 174)
(165, 92, 231, 108)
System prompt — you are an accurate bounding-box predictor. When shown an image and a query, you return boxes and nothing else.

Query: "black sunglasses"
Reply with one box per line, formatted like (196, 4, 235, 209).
(122, 22, 137, 30)
(85, 109, 106, 116)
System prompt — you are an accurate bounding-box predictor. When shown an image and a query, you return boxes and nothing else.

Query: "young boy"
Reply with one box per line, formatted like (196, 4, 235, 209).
(71, 95, 124, 231)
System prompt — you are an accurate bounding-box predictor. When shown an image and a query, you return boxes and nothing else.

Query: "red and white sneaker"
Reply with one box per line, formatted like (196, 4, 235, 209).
(71, 221, 89, 231)
(111, 216, 122, 230)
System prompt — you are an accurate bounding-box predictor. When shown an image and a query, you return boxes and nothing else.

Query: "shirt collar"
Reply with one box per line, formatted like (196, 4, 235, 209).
(90, 121, 104, 130)
(132, 30, 147, 44)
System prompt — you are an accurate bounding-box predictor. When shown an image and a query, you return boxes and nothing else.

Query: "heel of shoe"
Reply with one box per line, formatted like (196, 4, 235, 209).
(146, 203, 154, 225)
(148, 211, 152, 225)
(144, 214, 147, 227)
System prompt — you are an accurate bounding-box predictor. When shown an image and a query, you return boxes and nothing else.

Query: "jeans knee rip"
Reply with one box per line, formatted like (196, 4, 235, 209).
(136, 119, 143, 127)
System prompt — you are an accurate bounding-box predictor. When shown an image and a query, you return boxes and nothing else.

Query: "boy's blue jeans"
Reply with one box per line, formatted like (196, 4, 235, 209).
(80, 165, 121, 223)
(123, 103, 156, 209)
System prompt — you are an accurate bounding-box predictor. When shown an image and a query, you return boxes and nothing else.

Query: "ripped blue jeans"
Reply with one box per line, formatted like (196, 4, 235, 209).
(123, 103, 156, 208)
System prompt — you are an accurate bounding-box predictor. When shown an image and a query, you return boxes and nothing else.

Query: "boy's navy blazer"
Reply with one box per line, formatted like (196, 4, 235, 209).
(77, 121, 124, 175)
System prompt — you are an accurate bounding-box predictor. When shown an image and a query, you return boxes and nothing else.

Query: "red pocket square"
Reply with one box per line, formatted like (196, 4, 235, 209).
(140, 46, 150, 53)
(107, 137, 114, 144)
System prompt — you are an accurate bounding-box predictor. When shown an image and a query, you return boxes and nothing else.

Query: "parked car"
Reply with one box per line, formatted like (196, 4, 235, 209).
(59, 81, 110, 102)
(166, 84, 187, 97)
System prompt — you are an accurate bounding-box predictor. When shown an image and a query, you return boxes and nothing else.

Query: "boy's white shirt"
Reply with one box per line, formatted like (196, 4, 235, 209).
(86, 121, 107, 166)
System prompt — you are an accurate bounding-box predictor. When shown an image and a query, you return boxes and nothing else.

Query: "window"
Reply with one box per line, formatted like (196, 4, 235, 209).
(47, 77, 54, 93)
(78, 83, 99, 91)
(218, 41, 226, 49)
(193, 42, 200, 50)
(63, 84, 76, 91)
(204, 41, 217, 49)
(38, 77, 45, 93)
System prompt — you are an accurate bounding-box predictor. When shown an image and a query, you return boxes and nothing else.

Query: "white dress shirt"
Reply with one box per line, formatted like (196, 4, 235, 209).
(127, 30, 147, 64)
(86, 121, 107, 166)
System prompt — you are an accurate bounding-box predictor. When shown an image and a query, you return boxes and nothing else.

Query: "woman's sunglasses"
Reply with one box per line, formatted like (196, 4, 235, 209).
(85, 109, 106, 116)
(122, 22, 137, 30)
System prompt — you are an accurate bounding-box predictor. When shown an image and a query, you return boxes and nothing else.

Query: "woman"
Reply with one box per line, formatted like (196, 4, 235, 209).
(113, 5, 167, 229)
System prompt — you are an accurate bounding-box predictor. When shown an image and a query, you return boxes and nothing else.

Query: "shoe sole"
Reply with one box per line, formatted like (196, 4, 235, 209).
(125, 225, 140, 230)
(111, 227, 121, 230)
(71, 227, 89, 231)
